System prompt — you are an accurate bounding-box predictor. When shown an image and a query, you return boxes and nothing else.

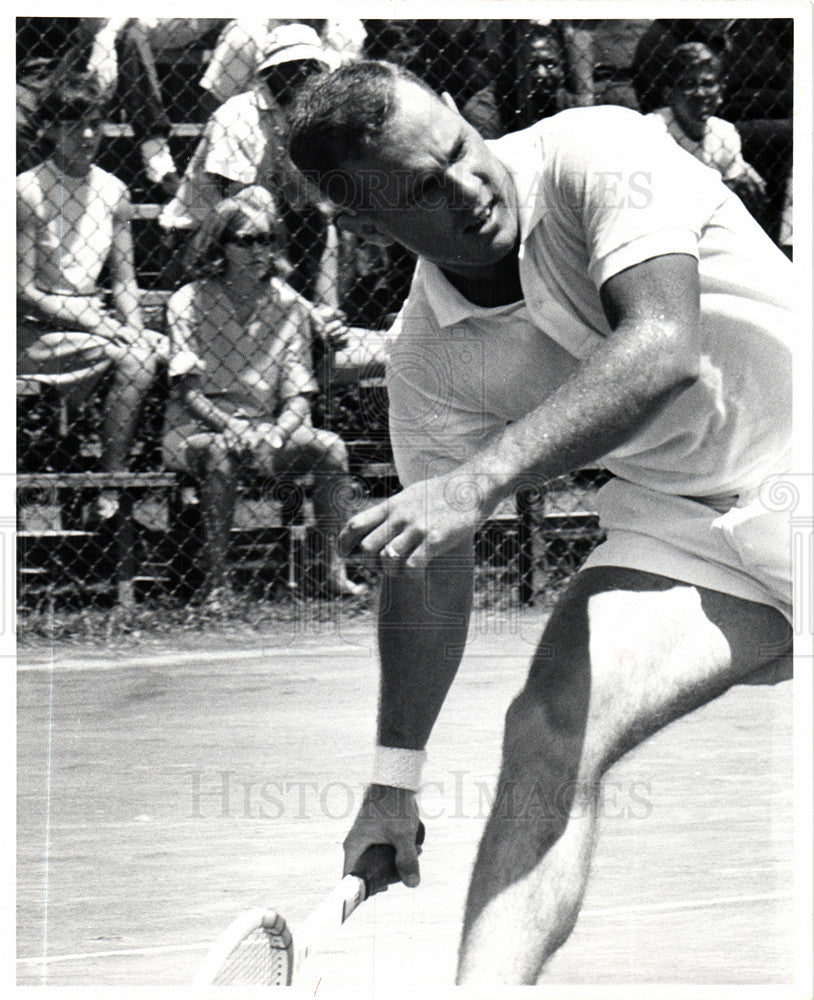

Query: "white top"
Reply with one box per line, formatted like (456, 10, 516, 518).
(160, 86, 295, 230)
(199, 19, 280, 106)
(200, 17, 363, 105)
(16, 160, 129, 295)
(165, 274, 317, 424)
(388, 107, 792, 501)
(646, 106, 754, 183)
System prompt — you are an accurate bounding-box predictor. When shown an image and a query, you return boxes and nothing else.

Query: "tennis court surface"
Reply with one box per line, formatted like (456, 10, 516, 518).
(17, 611, 796, 989)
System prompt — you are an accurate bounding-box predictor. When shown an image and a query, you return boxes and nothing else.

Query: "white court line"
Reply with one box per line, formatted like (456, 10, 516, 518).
(17, 643, 376, 673)
(17, 892, 793, 966)
(17, 942, 209, 965)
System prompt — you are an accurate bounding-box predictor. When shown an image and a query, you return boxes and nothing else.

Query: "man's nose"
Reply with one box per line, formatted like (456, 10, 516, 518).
(446, 163, 482, 209)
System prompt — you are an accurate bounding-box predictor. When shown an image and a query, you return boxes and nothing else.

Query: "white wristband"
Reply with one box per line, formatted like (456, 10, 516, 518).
(373, 745, 427, 792)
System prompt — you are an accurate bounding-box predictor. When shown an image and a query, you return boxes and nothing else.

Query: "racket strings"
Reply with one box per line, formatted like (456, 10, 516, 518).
(212, 925, 292, 986)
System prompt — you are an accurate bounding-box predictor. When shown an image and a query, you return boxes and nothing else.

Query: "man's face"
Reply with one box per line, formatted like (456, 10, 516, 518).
(265, 59, 327, 110)
(332, 79, 519, 276)
(522, 36, 564, 101)
(49, 114, 102, 176)
(665, 63, 722, 140)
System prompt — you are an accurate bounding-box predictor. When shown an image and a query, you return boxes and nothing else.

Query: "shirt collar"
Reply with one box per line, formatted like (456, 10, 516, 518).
(416, 258, 527, 328)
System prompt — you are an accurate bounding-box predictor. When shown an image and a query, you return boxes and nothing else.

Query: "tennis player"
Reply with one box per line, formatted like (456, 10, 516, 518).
(289, 61, 794, 984)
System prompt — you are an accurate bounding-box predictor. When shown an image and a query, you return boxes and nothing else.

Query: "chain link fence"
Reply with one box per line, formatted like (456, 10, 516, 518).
(15, 16, 793, 631)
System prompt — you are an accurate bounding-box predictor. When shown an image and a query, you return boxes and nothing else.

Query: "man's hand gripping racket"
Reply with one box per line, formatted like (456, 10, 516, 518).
(192, 822, 425, 986)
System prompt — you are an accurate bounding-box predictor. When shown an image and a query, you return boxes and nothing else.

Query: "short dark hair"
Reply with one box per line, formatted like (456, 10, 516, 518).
(289, 59, 438, 200)
(38, 74, 104, 128)
(663, 42, 722, 88)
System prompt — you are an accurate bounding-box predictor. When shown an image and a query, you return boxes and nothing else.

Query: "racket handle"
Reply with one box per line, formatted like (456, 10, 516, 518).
(351, 821, 426, 898)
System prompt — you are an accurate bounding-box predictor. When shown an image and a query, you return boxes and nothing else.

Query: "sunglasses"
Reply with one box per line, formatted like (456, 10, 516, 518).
(225, 232, 282, 248)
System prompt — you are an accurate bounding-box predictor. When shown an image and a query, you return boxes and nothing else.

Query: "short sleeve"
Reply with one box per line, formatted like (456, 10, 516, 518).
(551, 108, 716, 289)
(205, 101, 260, 185)
(199, 21, 258, 105)
(166, 284, 205, 379)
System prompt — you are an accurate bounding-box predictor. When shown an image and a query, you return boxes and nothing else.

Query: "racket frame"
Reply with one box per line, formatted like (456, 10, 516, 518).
(192, 874, 367, 987)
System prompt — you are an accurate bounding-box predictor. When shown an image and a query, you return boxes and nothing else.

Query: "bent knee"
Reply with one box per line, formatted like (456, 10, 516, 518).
(114, 348, 159, 382)
(308, 428, 349, 469)
(177, 434, 237, 477)
(502, 686, 587, 778)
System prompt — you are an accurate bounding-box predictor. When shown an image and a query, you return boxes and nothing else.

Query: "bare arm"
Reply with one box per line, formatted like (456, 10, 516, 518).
(341, 253, 701, 567)
(270, 393, 310, 439)
(376, 546, 475, 751)
(176, 375, 255, 454)
(343, 542, 475, 883)
(177, 375, 238, 433)
(108, 199, 145, 336)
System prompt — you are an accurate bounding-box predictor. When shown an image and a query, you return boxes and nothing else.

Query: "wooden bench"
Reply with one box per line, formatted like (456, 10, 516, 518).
(16, 465, 604, 608)
(17, 471, 180, 607)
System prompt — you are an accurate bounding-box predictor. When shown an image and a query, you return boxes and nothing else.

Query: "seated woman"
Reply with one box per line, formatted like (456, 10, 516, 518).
(162, 186, 367, 605)
(646, 42, 767, 217)
(17, 74, 167, 521)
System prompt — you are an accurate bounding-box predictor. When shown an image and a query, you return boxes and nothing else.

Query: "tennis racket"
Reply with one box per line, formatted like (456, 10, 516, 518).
(192, 822, 426, 986)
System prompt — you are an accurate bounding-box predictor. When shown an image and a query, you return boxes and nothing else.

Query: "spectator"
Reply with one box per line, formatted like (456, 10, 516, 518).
(632, 19, 731, 114)
(198, 19, 289, 113)
(17, 17, 108, 173)
(462, 20, 570, 139)
(16, 17, 223, 195)
(199, 17, 364, 114)
(16, 75, 167, 522)
(160, 23, 332, 299)
(162, 187, 367, 606)
(647, 43, 767, 217)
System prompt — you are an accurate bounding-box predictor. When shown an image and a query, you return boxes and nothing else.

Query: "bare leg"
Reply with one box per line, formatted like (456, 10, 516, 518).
(276, 426, 367, 595)
(185, 436, 239, 596)
(457, 566, 792, 984)
(99, 345, 158, 472)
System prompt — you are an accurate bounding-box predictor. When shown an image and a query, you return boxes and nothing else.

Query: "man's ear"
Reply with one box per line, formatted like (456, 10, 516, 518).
(440, 91, 459, 114)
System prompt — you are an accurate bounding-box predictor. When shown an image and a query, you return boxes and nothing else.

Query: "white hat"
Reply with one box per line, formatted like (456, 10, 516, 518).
(257, 24, 331, 74)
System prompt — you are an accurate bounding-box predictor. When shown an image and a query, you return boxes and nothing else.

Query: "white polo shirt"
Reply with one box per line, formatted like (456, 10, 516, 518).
(388, 106, 793, 503)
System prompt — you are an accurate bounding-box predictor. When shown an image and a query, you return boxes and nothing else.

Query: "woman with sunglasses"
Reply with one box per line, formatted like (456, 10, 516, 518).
(162, 186, 367, 608)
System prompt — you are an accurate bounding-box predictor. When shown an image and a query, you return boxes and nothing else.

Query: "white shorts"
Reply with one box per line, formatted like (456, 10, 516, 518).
(583, 477, 792, 624)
